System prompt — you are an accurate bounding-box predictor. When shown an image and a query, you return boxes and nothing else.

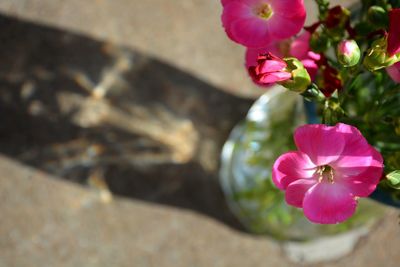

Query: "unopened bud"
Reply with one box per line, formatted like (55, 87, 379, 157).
(364, 37, 400, 71)
(280, 58, 311, 93)
(310, 30, 331, 53)
(248, 53, 292, 86)
(367, 6, 388, 27)
(386, 170, 400, 190)
(337, 40, 360, 67)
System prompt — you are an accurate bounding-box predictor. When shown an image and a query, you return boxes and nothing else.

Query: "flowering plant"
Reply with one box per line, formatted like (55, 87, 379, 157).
(221, 0, 400, 224)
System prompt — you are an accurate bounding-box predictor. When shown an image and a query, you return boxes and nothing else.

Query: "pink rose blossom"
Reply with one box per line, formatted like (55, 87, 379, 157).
(245, 42, 284, 68)
(387, 8, 400, 56)
(272, 123, 383, 224)
(248, 52, 291, 85)
(245, 41, 286, 86)
(387, 61, 400, 83)
(246, 32, 320, 86)
(221, 0, 306, 48)
(337, 40, 354, 56)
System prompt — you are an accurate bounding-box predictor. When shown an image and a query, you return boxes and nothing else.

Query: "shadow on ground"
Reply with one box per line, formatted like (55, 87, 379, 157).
(0, 14, 253, 231)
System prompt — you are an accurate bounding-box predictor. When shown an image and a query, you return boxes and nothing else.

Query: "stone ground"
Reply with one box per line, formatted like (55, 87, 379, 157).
(1, 155, 400, 267)
(0, 0, 399, 266)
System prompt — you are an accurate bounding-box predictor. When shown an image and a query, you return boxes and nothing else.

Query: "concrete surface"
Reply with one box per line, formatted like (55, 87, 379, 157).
(1, 154, 400, 267)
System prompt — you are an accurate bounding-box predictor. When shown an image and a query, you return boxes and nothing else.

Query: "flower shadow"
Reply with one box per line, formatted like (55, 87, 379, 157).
(0, 14, 254, 231)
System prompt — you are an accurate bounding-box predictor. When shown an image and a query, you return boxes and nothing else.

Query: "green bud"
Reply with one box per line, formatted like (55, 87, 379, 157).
(367, 6, 388, 27)
(386, 170, 400, 190)
(310, 30, 331, 53)
(337, 40, 361, 67)
(301, 84, 326, 102)
(280, 58, 311, 93)
(363, 37, 400, 72)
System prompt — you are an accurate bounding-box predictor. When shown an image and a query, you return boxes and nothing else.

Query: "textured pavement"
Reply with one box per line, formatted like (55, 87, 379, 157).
(1, 154, 400, 267)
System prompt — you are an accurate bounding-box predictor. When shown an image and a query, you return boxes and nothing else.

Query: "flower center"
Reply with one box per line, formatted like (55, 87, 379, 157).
(255, 4, 274, 20)
(316, 165, 335, 183)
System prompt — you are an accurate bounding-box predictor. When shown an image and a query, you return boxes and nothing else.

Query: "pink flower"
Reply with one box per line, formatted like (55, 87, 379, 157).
(387, 8, 400, 56)
(337, 40, 355, 57)
(248, 52, 291, 85)
(221, 0, 234, 6)
(221, 0, 306, 48)
(245, 41, 287, 86)
(290, 31, 312, 59)
(290, 31, 321, 80)
(387, 61, 400, 83)
(246, 32, 320, 86)
(272, 123, 383, 224)
(245, 42, 284, 68)
(336, 40, 361, 67)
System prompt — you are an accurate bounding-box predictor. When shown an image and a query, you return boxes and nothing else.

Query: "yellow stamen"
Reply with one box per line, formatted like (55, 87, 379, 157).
(316, 165, 335, 184)
(256, 4, 274, 20)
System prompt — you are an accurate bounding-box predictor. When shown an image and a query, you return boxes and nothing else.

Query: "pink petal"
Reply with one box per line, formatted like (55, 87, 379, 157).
(245, 45, 283, 68)
(258, 71, 291, 83)
(230, 17, 272, 47)
(268, 13, 306, 40)
(387, 62, 400, 83)
(334, 123, 369, 155)
(333, 153, 380, 177)
(341, 179, 378, 198)
(387, 8, 400, 56)
(285, 179, 317, 208)
(272, 151, 316, 190)
(331, 123, 383, 177)
(308, 51, 321, 61)
(269, 0, 306, 17)
(257, 59, 286, 73)
(338, 40, 356, 56)
(301, 59, 318, 81)
(290, 31, 310, 59)
(221, 0, 235, 6)
(221, 1, 253, 42)
(239, 0, 266, 7)
(246, 47, 268, 68)
(303, 182, 357, 224)
(245, 45, 287, 87)
(336, 146, 383, 197)
(294, 124, 345, 166)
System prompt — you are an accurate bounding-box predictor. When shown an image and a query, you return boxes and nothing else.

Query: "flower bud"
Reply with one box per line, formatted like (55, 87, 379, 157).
(386, 170, 400, 190)
(280, 58, 311, 93)
(325, 6, 351, 40)
(337, 40, 361, 67)
(364, 37, 400, 72)
(248, 53, 292, 86)
(310, 30, 331, 53)
(367, 6, 388, 27)
(301, 84, 326, 102)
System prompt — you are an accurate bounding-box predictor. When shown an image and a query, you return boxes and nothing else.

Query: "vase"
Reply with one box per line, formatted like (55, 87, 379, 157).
(219, 86, 387, 263)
